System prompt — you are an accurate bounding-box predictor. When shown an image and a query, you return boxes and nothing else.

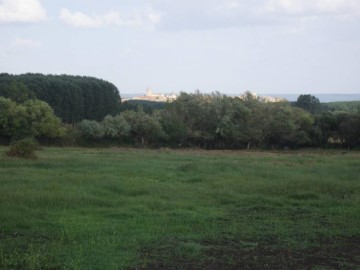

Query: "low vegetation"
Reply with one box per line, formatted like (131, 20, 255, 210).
(5, 137, 39, 159)
(0, 147, 359, 269)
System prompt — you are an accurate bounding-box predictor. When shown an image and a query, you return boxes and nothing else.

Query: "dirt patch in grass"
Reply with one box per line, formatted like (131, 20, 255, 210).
(131, 236, 360, 270)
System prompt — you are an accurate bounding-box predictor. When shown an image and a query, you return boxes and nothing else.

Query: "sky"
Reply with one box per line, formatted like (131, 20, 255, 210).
(0, 0, 360, 95)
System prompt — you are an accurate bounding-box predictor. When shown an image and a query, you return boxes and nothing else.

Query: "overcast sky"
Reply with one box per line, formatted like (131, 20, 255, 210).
(0, 0, 359, 95)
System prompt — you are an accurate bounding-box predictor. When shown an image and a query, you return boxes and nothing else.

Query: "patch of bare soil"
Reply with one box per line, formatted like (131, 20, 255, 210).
(131, 236, 360, 270)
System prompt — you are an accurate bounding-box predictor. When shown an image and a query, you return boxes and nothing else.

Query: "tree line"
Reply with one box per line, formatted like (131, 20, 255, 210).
(0, 73, 121, 123)
(0, 73, 359, 149)
(77, 92, 360, 149)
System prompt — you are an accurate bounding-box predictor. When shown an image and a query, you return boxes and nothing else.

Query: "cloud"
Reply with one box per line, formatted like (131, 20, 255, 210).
(150, 0, 360, 31)
(260, 0, 360, 16)
(59, 8, 102, 28)
(0, 0, 47, 23)
(0, 37, 42, 51)
(8, 37, 42, 48)
(0, 37, 42, 60)
(59, 7, 161, 29)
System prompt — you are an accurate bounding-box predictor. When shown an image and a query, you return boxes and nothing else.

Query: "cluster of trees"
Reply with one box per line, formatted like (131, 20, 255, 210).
(0, 73, 359, 150)
(77, 92, 360, 149)
(322, 101, 360, 114)
(77, 110, 165, 145)
(0, 73, 121, 123)
(0, 97, 64, 142)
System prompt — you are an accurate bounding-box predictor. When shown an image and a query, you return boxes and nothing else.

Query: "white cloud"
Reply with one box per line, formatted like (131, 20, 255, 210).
(9, 37, 42, 48)
(147, 10, 161, 24)
(0, 0, 47, 23)
(60, 8, 102, 28)
(261, 0, 360, 16)
(59, 7, 161, 29)
(150, 0, 360, 31)
(0, 37, 41, 60)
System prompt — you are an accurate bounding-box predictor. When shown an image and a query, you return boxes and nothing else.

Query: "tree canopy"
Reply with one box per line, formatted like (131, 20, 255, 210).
(0, 73, 121, 123)
(1, 73, 359, 149)
(0, 97, 64, 141)
(296, 94, 321, 115)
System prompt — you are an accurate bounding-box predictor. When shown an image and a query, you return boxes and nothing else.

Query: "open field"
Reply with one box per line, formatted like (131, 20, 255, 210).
(0, 147, 359, 269)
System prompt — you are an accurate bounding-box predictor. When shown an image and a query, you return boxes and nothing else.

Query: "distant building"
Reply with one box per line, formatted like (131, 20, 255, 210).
(128, 88, 178, 102)
(123, 89, 285, 103)
(238, 92, 286, 103)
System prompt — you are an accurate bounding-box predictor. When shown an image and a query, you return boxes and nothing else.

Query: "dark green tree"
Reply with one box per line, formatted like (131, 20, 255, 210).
(0, 80, 35, 103)
(313, 112, 340, 146)
(296, 94, 321, 115)
(0, 73, 121, 123)
(338, 114, 360, 148)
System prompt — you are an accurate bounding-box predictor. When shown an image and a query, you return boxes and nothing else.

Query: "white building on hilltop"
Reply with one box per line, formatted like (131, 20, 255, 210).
(238, 91, 286, 103)
(131, 88, 177, 102)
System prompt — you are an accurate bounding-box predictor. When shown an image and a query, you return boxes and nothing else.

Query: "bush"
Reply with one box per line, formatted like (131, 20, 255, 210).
(77, 120, 104, 139)
(6, 138, 39, 159)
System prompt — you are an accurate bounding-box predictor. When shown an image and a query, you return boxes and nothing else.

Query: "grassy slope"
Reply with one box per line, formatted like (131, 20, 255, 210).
(0, 147, 359, 269)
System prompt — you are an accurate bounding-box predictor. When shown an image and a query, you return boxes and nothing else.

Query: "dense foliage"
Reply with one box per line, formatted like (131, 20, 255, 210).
(0, 97, 64, 141)
(0, 73, 359, 149)
(0, 73, 121, 123)
(295, 94, 321, 114)
(120, 100, 167, 114)
(76, 92, 360, 149)
(322, 100, 360, 114)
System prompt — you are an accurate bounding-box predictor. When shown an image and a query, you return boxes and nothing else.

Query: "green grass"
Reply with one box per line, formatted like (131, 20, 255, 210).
(0, 147, 359, 269)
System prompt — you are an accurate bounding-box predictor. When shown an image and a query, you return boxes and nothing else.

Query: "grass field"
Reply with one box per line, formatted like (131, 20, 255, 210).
(0, 147, 359, 269)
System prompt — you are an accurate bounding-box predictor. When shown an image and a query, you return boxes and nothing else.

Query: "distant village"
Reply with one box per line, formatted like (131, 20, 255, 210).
(122, 88, 286, 103)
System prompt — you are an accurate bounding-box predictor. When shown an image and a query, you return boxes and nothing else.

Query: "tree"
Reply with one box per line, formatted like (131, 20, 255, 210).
(338, 114, 360, 148)
(314, 112, 340, 146)
(0, 80, 35, 103)
(77, 120, 104, 139)
(262, 103, 314, 148)
(296, 94, 321, 115)
(213, 95, 250, 148)
(102, 114, 130, 139)
(121, 110, 165, 144)
(0, 97, 64, 141)
(0, 97, 18, 138)
(162, 92, 250, 148)
(242, 94, 270, 149)
(22, 100, 64, 138)
(0, 73, 121, 123)
(158, 109, 187, 146)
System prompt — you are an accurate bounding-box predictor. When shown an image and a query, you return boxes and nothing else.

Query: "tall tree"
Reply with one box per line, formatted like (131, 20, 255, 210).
(296, 94, 321, 115)
(0, 80, 35, 103)
(0, 73, 121, 123)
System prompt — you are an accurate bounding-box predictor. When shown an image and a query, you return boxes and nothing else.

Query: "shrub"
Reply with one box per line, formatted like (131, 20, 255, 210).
(6, 138, 39, 159)
(77, 120, 104, 139)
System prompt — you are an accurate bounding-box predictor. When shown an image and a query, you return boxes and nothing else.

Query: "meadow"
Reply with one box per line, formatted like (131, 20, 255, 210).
(0, 147, 359, 269)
